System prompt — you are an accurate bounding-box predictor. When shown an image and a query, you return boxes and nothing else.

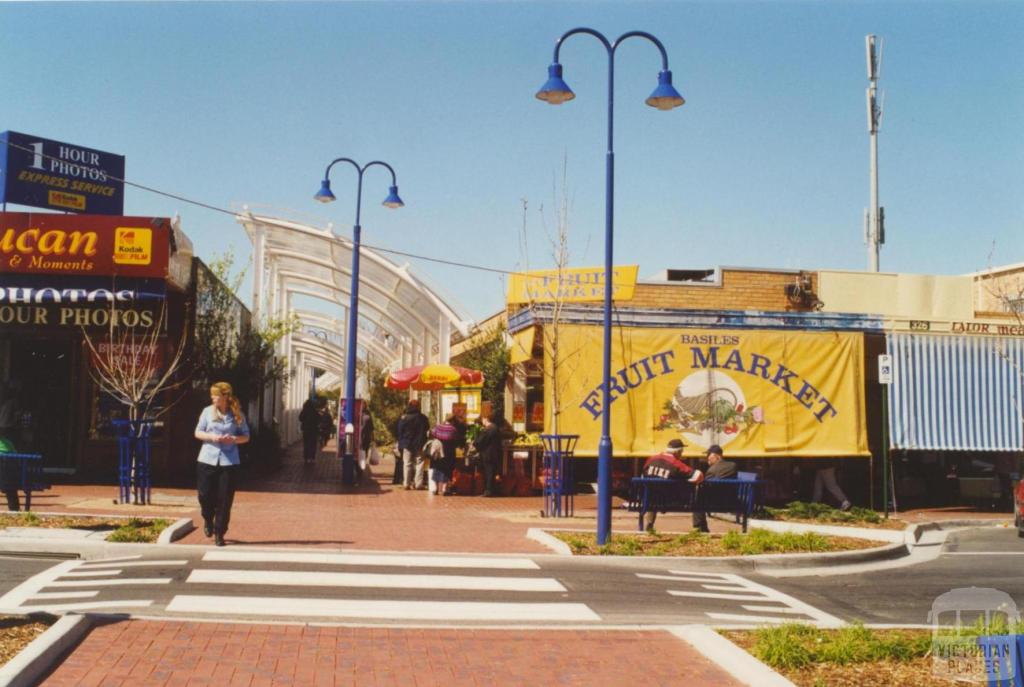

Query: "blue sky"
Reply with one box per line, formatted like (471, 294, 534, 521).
(2, 1, 1022, 322)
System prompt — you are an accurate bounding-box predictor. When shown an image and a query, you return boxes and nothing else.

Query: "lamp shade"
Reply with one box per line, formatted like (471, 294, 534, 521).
(645, 70, 685, 111)
(535, 63, 575, 104)
(314, 179, 336, 203)
(382, 185, 404, 208)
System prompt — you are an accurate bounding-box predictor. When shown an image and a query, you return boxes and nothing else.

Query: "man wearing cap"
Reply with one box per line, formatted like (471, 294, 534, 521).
(692, 444, 737, 533)
(641, 438, 703, 532)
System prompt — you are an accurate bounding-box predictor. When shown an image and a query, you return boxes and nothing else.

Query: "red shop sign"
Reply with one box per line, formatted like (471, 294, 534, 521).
(0, 212, 170, 278)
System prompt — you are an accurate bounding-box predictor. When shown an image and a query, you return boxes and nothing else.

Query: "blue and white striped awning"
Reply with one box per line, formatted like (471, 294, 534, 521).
(887, 333, 1024, 451)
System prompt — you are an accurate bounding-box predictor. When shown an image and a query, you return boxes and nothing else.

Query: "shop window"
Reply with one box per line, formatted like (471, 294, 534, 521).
(88, 382, 166, 440)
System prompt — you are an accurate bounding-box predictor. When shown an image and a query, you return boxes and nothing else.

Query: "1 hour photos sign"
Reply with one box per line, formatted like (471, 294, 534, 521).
(0, 131, 125, 215)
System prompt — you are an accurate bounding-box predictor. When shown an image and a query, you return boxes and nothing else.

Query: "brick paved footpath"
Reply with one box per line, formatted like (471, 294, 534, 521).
(23, 439, 1002, 552)
(27, 439, 754, 553)
(39, 620, 743, 687)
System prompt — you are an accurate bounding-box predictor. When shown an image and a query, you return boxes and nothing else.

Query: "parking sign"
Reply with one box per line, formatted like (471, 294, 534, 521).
(878, 354, 893, 384)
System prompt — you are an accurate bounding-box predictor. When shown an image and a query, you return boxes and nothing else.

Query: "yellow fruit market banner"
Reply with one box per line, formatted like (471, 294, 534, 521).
(544, 325, 869, 458)
(507, 265, 638, 304)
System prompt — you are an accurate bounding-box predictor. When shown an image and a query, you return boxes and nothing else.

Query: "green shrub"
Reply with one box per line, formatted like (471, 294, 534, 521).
(764, 501, 882, 525)
(723, 528, 832, 555)
(748, 623, 933, 669)
(106, 518, 171, 544)
(751, 624, 816, 669)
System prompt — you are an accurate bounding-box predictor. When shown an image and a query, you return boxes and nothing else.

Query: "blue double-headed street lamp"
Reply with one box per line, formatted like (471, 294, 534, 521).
(536, 29, 684, 544)
(314, 158, 403, 485)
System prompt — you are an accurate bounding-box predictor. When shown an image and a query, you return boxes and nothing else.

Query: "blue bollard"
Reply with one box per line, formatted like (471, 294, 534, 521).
(541, 434, 578, 518)
(112, 420, 154, 505)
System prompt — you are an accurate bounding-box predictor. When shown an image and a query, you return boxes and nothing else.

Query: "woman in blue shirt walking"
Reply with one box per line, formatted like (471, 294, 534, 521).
(194, 382, 250, 546)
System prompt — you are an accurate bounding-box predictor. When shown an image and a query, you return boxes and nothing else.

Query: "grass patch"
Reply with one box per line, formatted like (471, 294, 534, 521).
(105, 518, 172, 543)
(760, 501, 906, 529)
(724, 624, 960, 687)
(552, 528, 880, 556)
(0, 513, 172, 542)
(740, 623, 934, 667)
(721, 528, 836, 555)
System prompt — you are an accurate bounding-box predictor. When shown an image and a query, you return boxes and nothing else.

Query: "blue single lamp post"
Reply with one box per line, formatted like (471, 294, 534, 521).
(536, 29, 684, 544)
(314, 158, 403, 485)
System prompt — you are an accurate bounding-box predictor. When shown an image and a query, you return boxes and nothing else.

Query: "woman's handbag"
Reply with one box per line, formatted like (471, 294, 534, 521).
(368, 444, 381, 466)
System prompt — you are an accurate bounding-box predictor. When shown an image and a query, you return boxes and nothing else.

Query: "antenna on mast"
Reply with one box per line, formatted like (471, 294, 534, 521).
(865, 34, 885, 272)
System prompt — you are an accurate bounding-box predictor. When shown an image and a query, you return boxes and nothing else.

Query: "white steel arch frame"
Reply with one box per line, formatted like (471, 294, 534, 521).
(294, 309, 399, 370)
(239, 211, 473, 445)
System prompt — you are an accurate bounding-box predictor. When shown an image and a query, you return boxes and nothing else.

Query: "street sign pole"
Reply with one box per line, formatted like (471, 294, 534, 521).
(881, 390, 890, 518)
(878, 354, 892, 518)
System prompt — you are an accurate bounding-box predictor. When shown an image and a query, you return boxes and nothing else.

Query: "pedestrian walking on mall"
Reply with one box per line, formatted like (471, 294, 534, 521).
(299, 396, 320, 464)
(357, 406, 374, 485)
(194, 382, 250, 547)
(397, 399, 429, 490)
(812, 458, 851, 511)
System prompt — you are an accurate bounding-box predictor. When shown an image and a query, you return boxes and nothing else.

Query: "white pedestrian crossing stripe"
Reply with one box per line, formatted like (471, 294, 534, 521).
(202, 550, 540, 569)
(0, 552, 597, 623)
(187, 568, 567, 592)
(0, 559, 162, 613)
(166, 594, 600, 622)
(642, 570, 842, 627)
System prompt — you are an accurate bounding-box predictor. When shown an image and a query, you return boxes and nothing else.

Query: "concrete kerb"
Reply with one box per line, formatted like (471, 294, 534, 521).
(526, 518, 1008, 571)
(669, 625, 797, 687)
(0, 613, 91, 687)
(526, 527, 573, 555)
(156, 517, 195, 544)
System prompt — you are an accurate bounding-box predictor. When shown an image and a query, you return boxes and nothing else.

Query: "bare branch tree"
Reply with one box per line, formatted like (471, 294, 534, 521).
(81, 299, 190, 425)
(518, 153, 593, 435)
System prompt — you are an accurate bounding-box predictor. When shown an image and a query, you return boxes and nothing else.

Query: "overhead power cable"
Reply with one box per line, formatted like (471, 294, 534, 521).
(1, 138, 522, 278)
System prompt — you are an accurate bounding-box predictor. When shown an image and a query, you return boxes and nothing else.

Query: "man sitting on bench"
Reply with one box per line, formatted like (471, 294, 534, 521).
(692, 444, 737, 532)
(642, 438, 703, 532)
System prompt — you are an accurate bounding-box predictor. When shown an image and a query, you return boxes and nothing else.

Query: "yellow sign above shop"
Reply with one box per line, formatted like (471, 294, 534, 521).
(545, 325, 869, 458)
(113, 227, 153, 265)
(507, 265, 638, 304)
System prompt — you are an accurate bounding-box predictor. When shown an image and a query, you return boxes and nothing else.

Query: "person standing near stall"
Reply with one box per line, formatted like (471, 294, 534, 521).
(194, 382, 249, 547)
(397, 399, 429, 490)
(473, 413, 502, 497)
(429, 414, 462, 496)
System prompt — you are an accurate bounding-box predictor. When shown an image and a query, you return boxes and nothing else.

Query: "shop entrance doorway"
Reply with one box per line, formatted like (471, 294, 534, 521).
(1, 336, 75, 470)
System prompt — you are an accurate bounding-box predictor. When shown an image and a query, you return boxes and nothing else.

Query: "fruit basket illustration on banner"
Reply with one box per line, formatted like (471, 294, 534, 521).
(654, 370, 764, 448)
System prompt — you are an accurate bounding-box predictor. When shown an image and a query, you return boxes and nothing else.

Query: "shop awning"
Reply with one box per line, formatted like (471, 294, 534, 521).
(510, 327, 536, 365)
(887, 333, 1024, 451)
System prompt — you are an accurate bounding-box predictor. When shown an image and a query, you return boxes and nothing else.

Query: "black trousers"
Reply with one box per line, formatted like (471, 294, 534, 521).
(196, 462, 238, 536)
(482, 459, 498, 496)
(302, 432, 319, 463)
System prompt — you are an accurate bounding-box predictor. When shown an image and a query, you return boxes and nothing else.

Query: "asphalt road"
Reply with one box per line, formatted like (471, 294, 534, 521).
(762, 526, 1024, 626)
(0, 527, 1019, 627)
(0, 554, 66, 600)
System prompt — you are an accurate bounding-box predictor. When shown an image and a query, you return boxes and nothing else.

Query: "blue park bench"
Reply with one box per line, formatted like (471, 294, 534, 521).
(627, 473, 764, 533)
(0, 452, 49, 511)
